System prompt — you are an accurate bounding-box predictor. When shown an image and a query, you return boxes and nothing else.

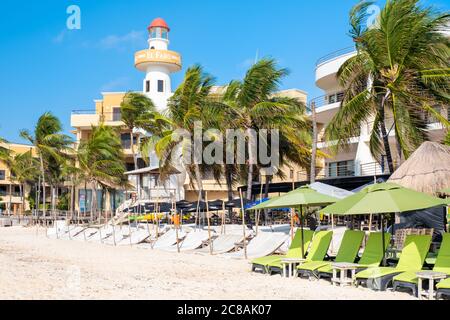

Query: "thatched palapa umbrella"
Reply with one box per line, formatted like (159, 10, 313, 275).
(389, 142, 450, 195)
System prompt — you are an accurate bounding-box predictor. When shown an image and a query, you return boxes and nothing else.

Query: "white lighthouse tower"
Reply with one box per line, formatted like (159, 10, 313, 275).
(134, 18, 182, 111)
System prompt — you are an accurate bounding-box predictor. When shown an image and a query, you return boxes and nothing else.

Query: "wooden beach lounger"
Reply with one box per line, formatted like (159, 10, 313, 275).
(393, 233, 450, 296)
(355, 234, 432, 291)
(221, 232, 289, 260)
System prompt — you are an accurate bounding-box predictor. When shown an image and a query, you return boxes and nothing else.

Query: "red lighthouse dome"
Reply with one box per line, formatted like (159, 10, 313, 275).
(148, 18, 170, 32)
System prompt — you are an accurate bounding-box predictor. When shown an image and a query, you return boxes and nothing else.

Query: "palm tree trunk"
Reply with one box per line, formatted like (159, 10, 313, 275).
(130, 131, 138, 170)
(8, 183, 12, 216)
(39, 155, 46, 217)
(90, 181, 97, 222)
(20, 183, 24, 215)
(194, 164, 204, 201)
(246, 129, 255, 200)
(225, 166, 233, 202)
(380, 94, 395, 174)
(310, 102, 318, 184)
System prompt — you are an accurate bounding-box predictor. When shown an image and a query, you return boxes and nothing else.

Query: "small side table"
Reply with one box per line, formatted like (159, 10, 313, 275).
(416, 271, 448, 300)
(281, 258, 306, 278)
(331, 263, 360, 287)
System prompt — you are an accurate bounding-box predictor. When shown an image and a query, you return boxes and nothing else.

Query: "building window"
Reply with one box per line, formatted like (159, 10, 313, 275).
(328, 160, 355, 178)
(146, 80, 150, 93)
(0, 170, 5, 181)
(112, 107, 121, 121)
(121, 133, 132, 149)
(290, 170, 294, 180)
(158, 80, 164, 93)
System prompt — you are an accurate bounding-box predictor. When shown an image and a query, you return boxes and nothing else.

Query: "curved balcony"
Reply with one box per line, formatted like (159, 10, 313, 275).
(308, 92, 344, 124)
(315, 47, 356, 90)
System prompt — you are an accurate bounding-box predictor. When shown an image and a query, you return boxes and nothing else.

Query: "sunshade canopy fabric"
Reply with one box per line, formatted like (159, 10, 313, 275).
(322, 183, 446, 215)
(247, 186, 339, 210)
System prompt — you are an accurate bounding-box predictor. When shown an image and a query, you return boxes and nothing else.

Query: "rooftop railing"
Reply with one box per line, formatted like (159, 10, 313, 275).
(316, 46, 356, 67)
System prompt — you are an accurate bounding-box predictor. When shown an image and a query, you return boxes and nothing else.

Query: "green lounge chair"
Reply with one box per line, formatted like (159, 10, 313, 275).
(267, 230, 333, 275)
(393, 233, 450, 297)
(251, 229, 314, 274)
(316, 232, 391, 278)
(297, 230, 365, 279)
(436, 277, 450, 299)
(355, 234, 432, 291)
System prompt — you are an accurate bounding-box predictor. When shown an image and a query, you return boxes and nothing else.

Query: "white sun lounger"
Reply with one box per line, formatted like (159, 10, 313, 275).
(116, 227, 151, 246)
(149, 229, 187, 250)
(58, 226, 86, 240)
(221, 232, 289, 260)
(195, 234, 244, 255)
(72, 228, 99, 241)
(162, 230, 212, 252)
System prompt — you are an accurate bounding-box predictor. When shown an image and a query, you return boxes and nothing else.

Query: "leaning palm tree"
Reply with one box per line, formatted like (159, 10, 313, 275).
(326, 0, 450, 173)
(20, 112, 73, 216)
(147, 65, 216, 202)
(77, 124, 126, 220)
(120, 92, 156, 170)
(223, 58, 312, 200)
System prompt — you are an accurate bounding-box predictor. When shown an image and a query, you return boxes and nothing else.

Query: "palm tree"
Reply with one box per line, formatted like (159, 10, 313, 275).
(120, 92, 156, 170)
(222, 58, 312, 200)
(77, 124, 126, 220)
(326, 0, 450, 173)
(147, 65, 216, 202)
(10, 151, 39, 214)
(20, 112, 73, 216)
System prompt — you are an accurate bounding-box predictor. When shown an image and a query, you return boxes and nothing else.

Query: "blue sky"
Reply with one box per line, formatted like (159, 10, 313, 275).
(0, 0, 448, 143)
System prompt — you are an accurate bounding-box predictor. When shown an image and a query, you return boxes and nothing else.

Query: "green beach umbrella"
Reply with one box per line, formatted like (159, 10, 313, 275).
(248, 186, 339, 258)
(248, 186, 339, 210)
(322, 183, 446, 265)
(323, 183, 446, 215)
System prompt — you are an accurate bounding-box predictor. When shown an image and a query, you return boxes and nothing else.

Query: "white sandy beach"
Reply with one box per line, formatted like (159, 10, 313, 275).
(0, 227, 414, 300)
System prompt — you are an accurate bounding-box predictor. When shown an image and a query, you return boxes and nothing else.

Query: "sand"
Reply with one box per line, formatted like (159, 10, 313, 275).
(0, 227, 414, 300)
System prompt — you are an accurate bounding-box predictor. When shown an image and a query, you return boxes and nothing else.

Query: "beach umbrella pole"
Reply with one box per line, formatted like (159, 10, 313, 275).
(300, 206, 305, 259)
(381, 214, 386, 266)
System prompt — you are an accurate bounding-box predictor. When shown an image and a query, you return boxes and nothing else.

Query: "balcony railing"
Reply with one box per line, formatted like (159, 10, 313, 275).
(71, 110, 123, 122)
(309, 92, 345, 111)
(72, 110, 97, 115)
(316, 46, 356, 67)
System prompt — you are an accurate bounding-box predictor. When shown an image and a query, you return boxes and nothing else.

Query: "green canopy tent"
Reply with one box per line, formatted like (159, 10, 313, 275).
(322, 183, 447, 265)
(248, 186, 339, 258)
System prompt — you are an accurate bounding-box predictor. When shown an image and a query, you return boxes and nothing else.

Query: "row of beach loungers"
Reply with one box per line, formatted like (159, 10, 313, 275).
(251, 229, 450, 299)
(46, 223, 450, 299)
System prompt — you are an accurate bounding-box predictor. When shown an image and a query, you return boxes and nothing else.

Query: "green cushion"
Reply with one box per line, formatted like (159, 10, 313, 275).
(305, 230, 333, 261)
(436, 277, 450, 289)
(358, 232, 391, 267)
(251, 229, 314, 267)
(357, 234, 432, 280)
(334, 230, 365, 263)
(393, 271, 419, 284)
(298, 261, 330, 271)
(285, 229, 314, 258)
(356, 267, 404, 279)
(434, 233, 450, 274)
(252, 255, 284, 266)
(298, 230, 363, 273)
(270, 230, 333, 269)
